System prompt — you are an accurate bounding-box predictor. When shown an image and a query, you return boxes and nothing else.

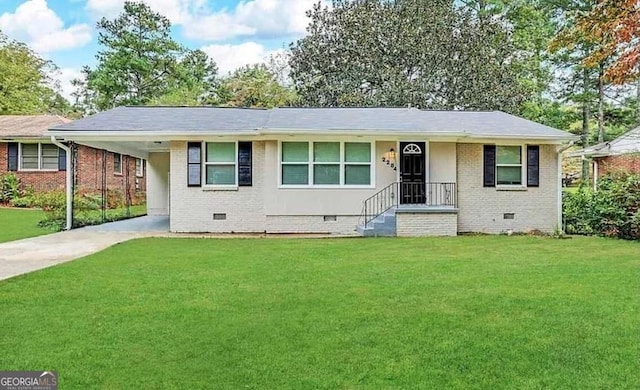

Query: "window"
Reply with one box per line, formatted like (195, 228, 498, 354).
(281, 141, 372, 186)
(496, 146, 522, 185)
(136, 158, 144, 177)
(205, 142, 236, 185)
(114, 153, 122, 174)
(19, 143, 60, 171)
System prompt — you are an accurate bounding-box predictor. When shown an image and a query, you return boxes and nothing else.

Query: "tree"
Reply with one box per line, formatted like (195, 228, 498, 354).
(0, 31, 65, 115)
(83, 1, 187, 109)
(217, 64, 298, 108)
(151, 49, 219, 105)
(573, 0, 639, 84)
(289, 0, 527, 112)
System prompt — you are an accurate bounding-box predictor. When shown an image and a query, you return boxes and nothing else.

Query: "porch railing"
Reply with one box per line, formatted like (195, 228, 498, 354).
(360, 182, 456, 228)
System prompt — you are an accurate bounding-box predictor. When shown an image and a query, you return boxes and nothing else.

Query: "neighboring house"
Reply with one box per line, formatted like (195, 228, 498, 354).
(0, 115, 146, 200)
(570, 125, 640, 185)
(50, 107, 575, 236)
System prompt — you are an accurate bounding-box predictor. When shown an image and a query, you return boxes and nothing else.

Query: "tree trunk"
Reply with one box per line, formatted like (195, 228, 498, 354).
(582, 67, 590, 182)
(597, 63, 605, 143)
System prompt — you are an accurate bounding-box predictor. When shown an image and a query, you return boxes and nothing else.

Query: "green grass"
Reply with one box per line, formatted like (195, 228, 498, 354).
(1, 236, 638, 389)
(0, 207, 51, 243)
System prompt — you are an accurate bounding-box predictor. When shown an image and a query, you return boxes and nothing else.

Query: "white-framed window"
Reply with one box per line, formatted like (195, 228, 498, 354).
(496, 145, 523, 185)
(280, 141, 372, 187)
(19, 143, 59, 171)
(135, 158, 144, 177)
(114, 153, 122, 175)
(205, 142, 237, 186)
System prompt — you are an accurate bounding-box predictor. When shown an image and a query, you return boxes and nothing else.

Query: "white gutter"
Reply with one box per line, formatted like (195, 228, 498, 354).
(593, 160, 598, 190)
(50, 136, 73, 230)
(557, 141, 576, 233)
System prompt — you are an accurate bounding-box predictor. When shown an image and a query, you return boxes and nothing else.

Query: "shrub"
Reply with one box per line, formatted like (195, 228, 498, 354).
(563, 172, 640, 240)
(0, 172, 20, 204)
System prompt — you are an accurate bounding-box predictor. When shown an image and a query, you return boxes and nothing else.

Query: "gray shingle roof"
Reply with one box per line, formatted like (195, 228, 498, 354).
(570, 125, 640, 157)
(53, 106, 268, 132)
(51, 106, 574, 140)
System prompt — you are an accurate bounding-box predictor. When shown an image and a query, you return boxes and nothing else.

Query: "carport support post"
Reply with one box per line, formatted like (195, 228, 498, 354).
(51, 136, 73, 230)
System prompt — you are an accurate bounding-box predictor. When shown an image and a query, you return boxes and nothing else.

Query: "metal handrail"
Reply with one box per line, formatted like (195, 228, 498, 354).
(361, 182, 399, 228)
(360, 182, 457, 228)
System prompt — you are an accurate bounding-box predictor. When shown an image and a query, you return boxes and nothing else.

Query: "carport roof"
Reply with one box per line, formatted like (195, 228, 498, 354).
(50, 106, 575, 141)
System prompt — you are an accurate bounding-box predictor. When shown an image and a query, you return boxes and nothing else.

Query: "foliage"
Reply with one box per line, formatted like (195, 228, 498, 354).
(289, 0, 527, 112)
(33, 189, 145, 230)
(563, 172, 640, 239)
(0, 31, 68, 115)
(77, 1, 190, 110)
(571, 0, 639, 83)
(217, 64, 298, 108)
(0, 236, 638, 388)
(0, 172, 20, 204)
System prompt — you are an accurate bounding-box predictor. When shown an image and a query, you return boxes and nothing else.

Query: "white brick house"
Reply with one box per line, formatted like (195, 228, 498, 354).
(50, 107, 575, 236)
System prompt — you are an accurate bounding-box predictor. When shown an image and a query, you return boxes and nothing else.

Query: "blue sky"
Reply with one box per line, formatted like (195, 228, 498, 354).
(0, 0, 321, 99)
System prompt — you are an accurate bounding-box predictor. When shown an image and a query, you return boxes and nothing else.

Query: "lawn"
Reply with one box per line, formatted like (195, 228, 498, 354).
(0, 236, 638, 389)
(0, 207, 51, 243)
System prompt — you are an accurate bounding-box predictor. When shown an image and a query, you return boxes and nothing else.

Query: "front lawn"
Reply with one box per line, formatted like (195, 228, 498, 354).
(0, 207, 51, 243)
(0, 236, 638, 388)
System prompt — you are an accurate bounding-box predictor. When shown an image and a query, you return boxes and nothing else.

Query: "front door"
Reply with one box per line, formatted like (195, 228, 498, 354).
(400, 142, 426, 204)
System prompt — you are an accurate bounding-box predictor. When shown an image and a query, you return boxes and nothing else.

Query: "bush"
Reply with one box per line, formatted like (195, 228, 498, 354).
(563, 172, 640, 240)
(0, 172, 20, 204)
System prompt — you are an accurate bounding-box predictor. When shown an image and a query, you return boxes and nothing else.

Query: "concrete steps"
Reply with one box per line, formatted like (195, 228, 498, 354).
(357, 208, 397, 236)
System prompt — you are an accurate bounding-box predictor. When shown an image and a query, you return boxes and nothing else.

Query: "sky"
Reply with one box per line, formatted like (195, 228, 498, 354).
(0, 0, 324, 100)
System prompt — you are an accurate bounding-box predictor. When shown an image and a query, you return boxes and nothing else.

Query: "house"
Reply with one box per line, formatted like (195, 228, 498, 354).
(570, 125, 640, 186)
(49, 107, 575, 236)
(0, 115, 146, 202)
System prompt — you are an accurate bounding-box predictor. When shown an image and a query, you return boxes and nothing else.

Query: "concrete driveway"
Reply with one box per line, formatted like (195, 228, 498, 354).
(0, 216, 169, 281)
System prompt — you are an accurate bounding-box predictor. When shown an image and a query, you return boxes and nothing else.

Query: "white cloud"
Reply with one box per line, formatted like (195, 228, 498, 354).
(86, 0, 324, 42)
(184, 0, 323, 41)
(0, 0, 92, 53)
(200, 41, 280, 76)
(85, 0, 206, 25)
(54, 67, 84, 101)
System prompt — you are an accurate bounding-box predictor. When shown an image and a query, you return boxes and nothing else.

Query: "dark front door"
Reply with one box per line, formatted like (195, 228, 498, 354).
(400, 142, 426, 204)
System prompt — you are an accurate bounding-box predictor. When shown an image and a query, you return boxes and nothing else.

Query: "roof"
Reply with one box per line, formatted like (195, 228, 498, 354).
(0, 115, 71, 138)
(569, 125, 640, 157)
(50, 106, 575, 141)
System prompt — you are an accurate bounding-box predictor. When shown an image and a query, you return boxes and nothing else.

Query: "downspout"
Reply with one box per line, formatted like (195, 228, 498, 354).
(557, 141, 576, 233)
(51, 136, 73, 230)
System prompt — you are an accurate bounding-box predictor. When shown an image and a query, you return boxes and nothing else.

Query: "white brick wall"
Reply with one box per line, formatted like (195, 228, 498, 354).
(170, 141, 267, 233)
(456, 143, 558, 234)
(396, 212, 458, 236)
(170, 141, 362, 234)
(266, 215, 360, 235)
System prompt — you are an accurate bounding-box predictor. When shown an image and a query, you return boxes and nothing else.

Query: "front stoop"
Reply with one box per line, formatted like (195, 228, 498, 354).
(358, 206, 459, 237)
(357, 208, 397, 237)
(395, 207, 458, 236)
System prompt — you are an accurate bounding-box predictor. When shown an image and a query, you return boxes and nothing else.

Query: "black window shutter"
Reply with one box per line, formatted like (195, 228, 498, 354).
(58, 147, 67, 171)
(238, 142, 252, 186)
(527, 145, 540, 187)
(187, 142, 202, 187)
(7, 142, 18, 171)
(483, 145, 496, 187)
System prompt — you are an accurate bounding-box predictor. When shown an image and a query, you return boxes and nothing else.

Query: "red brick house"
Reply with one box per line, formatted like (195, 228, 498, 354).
(571, 125, 640, 185)
(0, 115, 146, 201)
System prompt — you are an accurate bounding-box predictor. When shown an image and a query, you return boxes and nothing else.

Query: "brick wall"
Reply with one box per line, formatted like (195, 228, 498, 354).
(0, 143, 65, 192)
(75, 145, 146, 199)
(457, 143, 558, 234)
(594, 154, 640, 177)
(0, 142, 146, 200)
(396, 211, 458, 236)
